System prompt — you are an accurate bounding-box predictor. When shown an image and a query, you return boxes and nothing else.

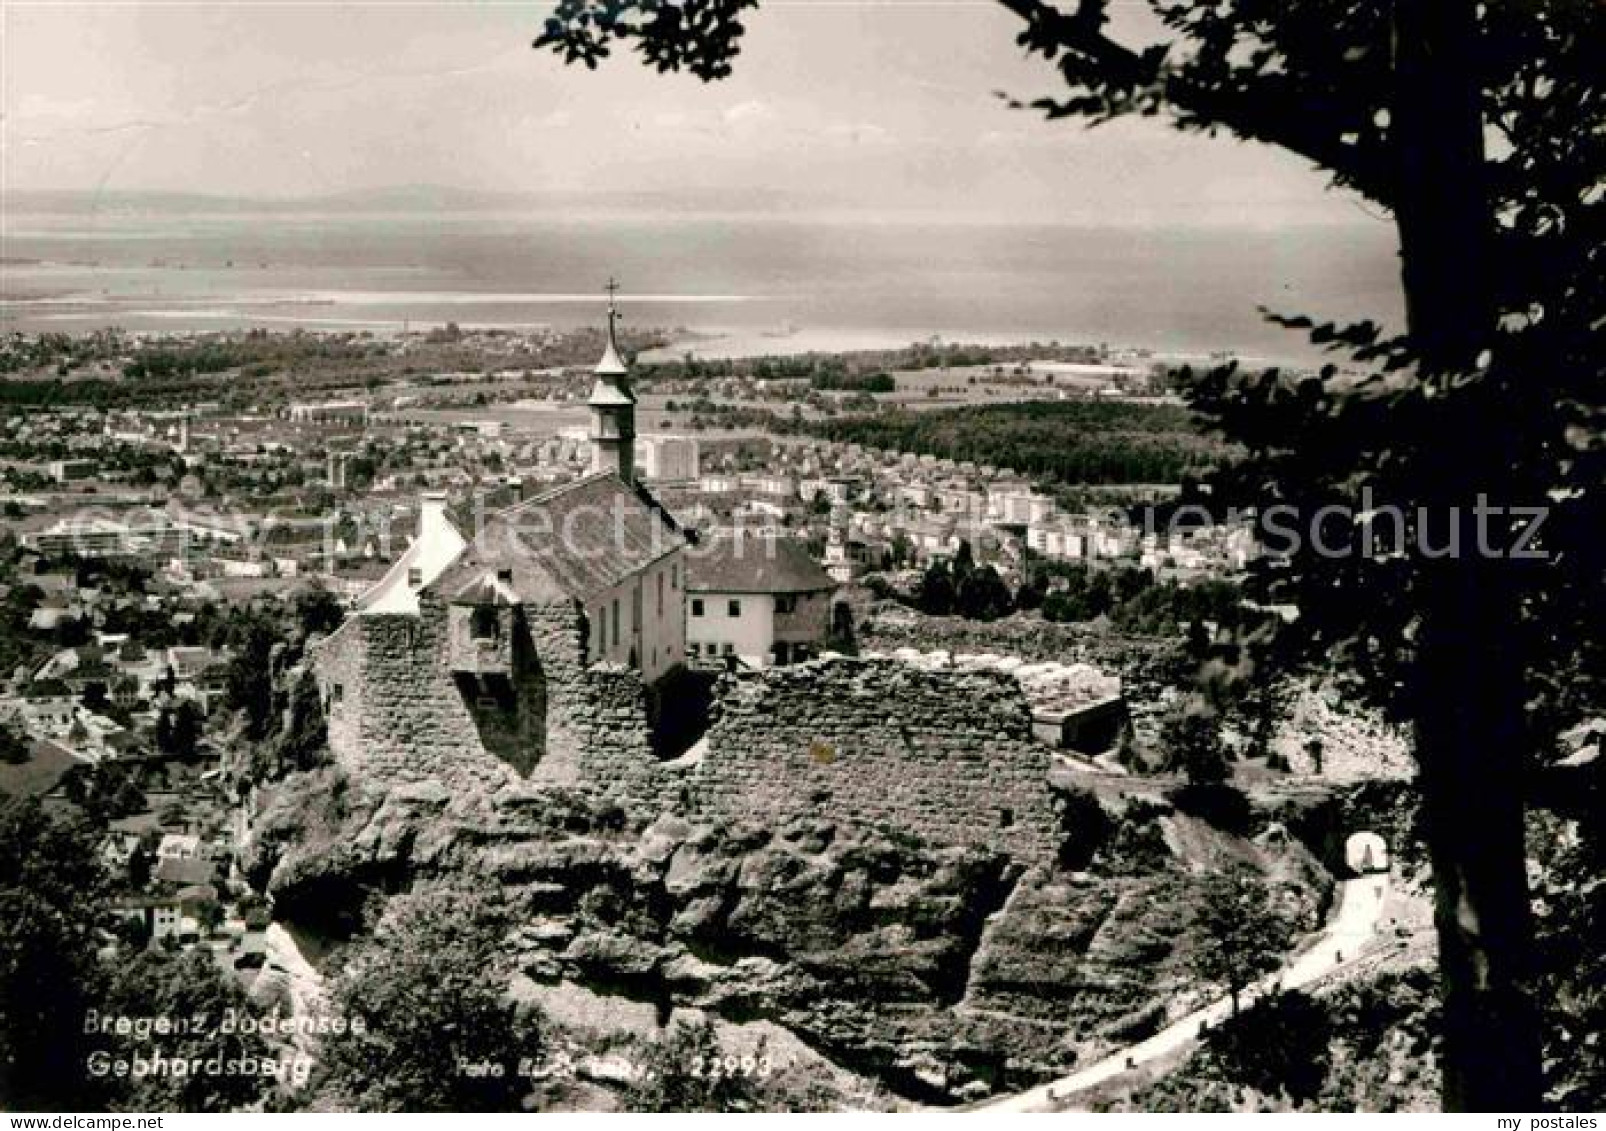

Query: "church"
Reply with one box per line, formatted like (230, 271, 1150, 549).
(312, 288, 691, 787)
(351, 288, 687, 682)
(308, 286, 1060, 862)
(423, 291, 689, 686)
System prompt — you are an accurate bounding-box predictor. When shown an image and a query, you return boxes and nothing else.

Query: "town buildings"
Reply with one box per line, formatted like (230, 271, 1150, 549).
(286, 399, 370, 426)
(635, 433, 700, 483)
(49, 458, 97, 484)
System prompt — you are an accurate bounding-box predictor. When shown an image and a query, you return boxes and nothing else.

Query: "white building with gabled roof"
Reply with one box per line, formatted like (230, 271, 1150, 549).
(356, 492, 468, 615)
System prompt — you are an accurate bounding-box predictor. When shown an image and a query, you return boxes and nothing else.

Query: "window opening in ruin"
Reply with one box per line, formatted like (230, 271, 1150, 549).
(998, 808, 1015, 828)
(470, 605, 499, 643)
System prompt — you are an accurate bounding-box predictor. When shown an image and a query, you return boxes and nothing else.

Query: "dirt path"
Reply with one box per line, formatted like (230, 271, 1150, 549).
(974, 872, 1391, 1113)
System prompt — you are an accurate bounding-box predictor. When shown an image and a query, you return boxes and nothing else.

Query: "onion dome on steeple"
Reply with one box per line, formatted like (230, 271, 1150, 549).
(588, 278, 637, 481)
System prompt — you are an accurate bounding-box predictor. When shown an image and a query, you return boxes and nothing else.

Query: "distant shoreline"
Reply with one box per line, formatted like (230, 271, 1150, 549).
(0, 313, 1310, 373)
(0, 307, 1320, 374)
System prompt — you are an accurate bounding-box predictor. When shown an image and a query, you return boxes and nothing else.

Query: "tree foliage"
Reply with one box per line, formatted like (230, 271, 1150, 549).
(59, 760, 147, 823)
(1161, 702, 1229, 785)
(155, 699, 204, 758)
(272, 670, 329, 778)
(534, 0, 760, 80)
(94, 951, 275, 1112)
(224, 617, 280, 741)
(292, 583, 345, 639)
(1038, 562, 1252, 635)
(624, 1017, 761, 1113)
(1189, 865, 1298, 1015)
(913, 542, 1015, 622)
(0, 798, 107, 1109)
(318, 884, 542, 1112)
(0, 724, 28, 766)
(800, 400, 1231, 485)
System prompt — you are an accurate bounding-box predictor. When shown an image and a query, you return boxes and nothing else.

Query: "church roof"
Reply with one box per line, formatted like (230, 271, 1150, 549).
(429, 473, 686, 606)
(357, 493, 467, 616)
(588, 376, 635, 407)
(593, 287, 631, 382)
(594, 338, 629, 380)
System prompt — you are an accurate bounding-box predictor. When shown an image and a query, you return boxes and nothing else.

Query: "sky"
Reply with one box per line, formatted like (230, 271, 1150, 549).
(1, 0, 1387, 227)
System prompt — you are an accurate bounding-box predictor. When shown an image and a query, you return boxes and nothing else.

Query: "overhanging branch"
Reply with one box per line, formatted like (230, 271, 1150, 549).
(994, 0, 1396, 207)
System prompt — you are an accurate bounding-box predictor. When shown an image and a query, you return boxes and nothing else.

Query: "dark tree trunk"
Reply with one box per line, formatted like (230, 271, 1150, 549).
(1392, 0, 1495, 365)
(1392, 0, 1544, 1111)
(1414, 574, 1543, 1111)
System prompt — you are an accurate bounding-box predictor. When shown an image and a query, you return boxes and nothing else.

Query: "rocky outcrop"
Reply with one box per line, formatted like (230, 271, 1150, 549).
(246, 766, 1333, 1105)
(1268, 683, 1413, 782)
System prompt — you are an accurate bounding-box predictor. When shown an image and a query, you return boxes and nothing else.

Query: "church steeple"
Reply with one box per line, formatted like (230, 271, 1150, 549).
(589, 277, 636, 482)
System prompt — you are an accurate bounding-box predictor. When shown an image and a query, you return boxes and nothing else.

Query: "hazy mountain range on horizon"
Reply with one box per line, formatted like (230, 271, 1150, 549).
(4, 183, 1389, 231)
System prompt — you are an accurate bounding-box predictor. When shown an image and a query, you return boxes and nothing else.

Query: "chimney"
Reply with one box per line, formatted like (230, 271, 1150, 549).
(419, 491, 449, 547)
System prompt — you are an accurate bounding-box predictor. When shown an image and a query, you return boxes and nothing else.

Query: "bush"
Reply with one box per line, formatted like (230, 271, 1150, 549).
(318, 884, 543, 1112)
(1203, 991, 1332, 1104)
(1167, 780, 1252, 834)
(624, 1018, 762, 1113)
(0, 725, 29, 765)
(1159, 704, 1230, 785)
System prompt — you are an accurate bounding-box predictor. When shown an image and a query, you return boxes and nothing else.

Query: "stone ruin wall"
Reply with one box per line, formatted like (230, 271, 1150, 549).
(687, 657, 1062, 862)
(316, 609, 1065, 861)
(858, 607, 1183, 747)
(312, 595, 663, 810)
(313, 610, 498, 788)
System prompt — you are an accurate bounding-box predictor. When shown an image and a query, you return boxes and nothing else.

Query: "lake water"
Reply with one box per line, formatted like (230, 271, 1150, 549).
(0, 209, 1403, 366)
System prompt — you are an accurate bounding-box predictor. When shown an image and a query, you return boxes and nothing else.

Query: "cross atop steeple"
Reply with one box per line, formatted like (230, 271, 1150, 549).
(601, 277, 624, 356)
(589, 275, 635, 480)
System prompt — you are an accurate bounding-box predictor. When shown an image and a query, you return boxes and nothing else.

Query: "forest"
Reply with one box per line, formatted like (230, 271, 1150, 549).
(798, 400, 1237, 485)
(873, 543, 1256, 638)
